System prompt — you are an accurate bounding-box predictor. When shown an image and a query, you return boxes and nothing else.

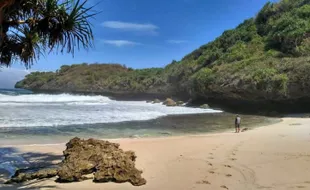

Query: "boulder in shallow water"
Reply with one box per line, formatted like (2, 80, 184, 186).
(200, 104, 210, 109)
(152, 99, 161, 104)
(176, 101, 184, 106)
(163, 98, 177, 107)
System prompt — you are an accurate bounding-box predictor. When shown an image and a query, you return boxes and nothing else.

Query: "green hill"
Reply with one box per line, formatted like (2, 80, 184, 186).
(16, 0, 310, 112)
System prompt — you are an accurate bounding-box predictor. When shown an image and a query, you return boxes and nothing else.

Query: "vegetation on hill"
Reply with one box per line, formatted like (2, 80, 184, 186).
(16, 0, 310, 109)
(15, 63, 169, 93)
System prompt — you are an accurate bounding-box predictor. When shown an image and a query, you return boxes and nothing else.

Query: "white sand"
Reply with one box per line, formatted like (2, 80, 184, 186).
(1, 117, 310, 190)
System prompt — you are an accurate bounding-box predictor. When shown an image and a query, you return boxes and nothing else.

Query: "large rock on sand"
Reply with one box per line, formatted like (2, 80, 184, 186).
(163, 98, 177, 106)
(58, 137, 146, 186)
(6, 137, 146, 186)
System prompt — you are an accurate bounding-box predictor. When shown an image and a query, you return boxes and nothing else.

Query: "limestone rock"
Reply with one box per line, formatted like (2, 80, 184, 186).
(152, 99, 161, 104)
(200, 104, 210, 109)
(6, 137, 146, 186)
(176, 101, 184, 106)
(57, 137, 146, 186)
(163, 98, 177, 107)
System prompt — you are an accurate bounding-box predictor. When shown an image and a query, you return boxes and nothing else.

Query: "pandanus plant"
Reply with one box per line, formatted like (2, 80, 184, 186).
(0, 0, 96, 68)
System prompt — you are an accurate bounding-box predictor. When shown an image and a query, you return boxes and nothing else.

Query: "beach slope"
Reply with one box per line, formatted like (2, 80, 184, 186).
(1, 117, 310, 190)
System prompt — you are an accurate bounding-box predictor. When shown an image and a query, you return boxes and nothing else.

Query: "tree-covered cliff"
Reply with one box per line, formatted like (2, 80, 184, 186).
(16, 0, 310, 111)
(15, 63, 171, 94)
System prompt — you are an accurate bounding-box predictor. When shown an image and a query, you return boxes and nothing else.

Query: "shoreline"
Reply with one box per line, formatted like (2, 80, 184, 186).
(0, 113, 279, 146)
(2, 117, 310, 189)
(0, 119, 278, 147)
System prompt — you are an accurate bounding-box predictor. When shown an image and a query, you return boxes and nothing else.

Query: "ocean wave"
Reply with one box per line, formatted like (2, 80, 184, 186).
(0, 92, 222, 128)
(0, 93, 111, 104)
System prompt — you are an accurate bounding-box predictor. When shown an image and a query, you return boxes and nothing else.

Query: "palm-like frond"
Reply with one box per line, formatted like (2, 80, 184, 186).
(45, 0, 95, 55)
(0, 0, 96, 67)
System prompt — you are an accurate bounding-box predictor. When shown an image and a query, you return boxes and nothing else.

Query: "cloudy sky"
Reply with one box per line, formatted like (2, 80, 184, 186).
(1, 0, 278, 88)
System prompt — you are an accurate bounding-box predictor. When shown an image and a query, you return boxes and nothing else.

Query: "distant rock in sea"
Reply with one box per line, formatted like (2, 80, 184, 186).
(200, 104, 210, 109)
(176, 101, 184, 106)
(152, 99, 161, 104)
(163, 98, 177, 107)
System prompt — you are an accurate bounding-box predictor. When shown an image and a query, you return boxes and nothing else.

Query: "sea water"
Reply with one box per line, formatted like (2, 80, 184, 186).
(0, 89, 278, 145)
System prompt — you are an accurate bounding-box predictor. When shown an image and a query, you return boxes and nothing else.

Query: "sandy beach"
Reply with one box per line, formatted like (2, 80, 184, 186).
(1, 117, 310, 190)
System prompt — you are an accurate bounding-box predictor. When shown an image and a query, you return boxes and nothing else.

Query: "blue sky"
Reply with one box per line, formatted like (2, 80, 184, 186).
(17, 0, 279, 71)
(2, 0, 278, 88)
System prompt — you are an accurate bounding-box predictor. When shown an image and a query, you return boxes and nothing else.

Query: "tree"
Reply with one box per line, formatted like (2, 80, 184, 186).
(267, 5, 310, 55)
(0, 0, 96, 68)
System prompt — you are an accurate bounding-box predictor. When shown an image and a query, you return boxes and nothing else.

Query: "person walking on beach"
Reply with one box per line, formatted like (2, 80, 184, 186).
(235, 115, 241, 133)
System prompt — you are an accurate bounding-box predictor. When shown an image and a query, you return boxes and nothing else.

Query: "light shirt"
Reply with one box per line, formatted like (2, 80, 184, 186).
(236, 117, 241, 124)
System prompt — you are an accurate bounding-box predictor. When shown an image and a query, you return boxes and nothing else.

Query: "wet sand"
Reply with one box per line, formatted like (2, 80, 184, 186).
(1, 117, 310, 190)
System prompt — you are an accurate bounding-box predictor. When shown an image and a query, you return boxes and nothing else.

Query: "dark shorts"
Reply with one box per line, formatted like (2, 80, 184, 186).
(235, 124, 240, 128)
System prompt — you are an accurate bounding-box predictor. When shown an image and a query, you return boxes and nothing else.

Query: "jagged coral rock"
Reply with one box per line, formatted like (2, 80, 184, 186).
(6, 137, 146, 186)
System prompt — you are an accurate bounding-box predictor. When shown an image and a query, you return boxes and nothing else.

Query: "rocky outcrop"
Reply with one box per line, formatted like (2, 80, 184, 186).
(58, 137, 146, 186)
(6, 137, 146, 186)
(163, 98, 177, 107)
(200, 104, 210, 109)
(176, 101, 184, 106)
(152, 99, 161, 104)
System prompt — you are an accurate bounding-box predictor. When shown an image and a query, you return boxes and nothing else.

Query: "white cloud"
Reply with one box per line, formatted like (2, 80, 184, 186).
(102, 40, 141, 47)
(102, 21, 158, 34)
(0, 68, 30, 89)
(167, 40, 188, 44)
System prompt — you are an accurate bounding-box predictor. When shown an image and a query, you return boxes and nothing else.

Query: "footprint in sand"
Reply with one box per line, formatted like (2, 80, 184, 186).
(289, 123, 302, 126)
(232, 152, 236, 156)
(220, 185, 229, 189)
(226, 174, 232, 177)
(224, 165, 232, 168)
(304, 181, 310, 184)
(230, 158, 237, 161)
(196, 180, 211, 185)
(209, 153, 213, 155)
(208, 163, 213, 166)
(208, 157, 214, 160)
(209, 171, 215, 174)
(296, 186, 306, 188)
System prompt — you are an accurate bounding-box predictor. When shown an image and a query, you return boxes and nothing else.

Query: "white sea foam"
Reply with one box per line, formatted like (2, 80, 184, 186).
(0, 93, 221, 128)
(0, 93, 111, 103)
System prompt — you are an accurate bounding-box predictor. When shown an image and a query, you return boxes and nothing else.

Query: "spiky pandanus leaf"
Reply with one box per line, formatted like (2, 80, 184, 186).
(0, 0, 96, 67)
